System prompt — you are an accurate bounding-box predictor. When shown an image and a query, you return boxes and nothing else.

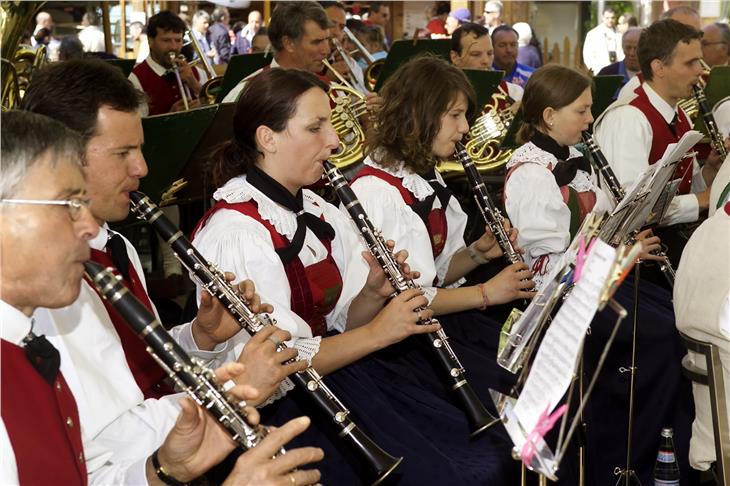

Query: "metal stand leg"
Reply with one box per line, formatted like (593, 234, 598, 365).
(614, 263, 643, 486)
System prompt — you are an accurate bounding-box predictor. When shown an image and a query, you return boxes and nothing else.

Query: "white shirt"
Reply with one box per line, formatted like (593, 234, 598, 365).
(1, 300, 36, 484)
(191, 175, 369, 400)
(78, 25, 105, 53)
(504, 81, 524, 102)
(504, 142, 613, 290)
(32, 225, 224, 485)
(594, 82, 706, 226)
(709, 154, 730, 217)
(582, 23, 624, 74)
(674, 206, 730, 471)
(222, 57, 279, 103)
(349, 156, 470, 303)
(128, 57, 208, 117)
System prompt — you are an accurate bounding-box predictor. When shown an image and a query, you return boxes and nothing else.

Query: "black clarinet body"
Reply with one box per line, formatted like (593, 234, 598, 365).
(84, 261, 271, 451)
(129, 192, 402, 485)
(581, 131, 675, 286)
(693, 84, 728, 160)
(454, 142, 523, 265)
(323, 161, 498, 437)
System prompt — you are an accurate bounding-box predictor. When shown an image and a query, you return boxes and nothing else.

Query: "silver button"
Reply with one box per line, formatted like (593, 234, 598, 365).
(66, 417, 73, 428)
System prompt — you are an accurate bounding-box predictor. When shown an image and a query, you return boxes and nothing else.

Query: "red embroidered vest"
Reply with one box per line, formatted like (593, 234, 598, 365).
(1, 340, 87, 485)
(629, 85, 694, 194)
(193, 200, 343, 337)
(132, 60, 201, 116)
(88, 247, 171, 399)
(352, 166, 448, 259)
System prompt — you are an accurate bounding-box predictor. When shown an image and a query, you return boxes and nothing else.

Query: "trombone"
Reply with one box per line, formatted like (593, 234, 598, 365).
(184, 29, 224, 104)
(168, 51, 191, 111)
(343, 26, 384, 91)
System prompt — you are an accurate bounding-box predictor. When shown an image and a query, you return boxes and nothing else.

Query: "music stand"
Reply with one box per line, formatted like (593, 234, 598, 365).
(462, 69, 504, 113)
(373, 38, 451, 92)
(215, 52, 273, 103)
(104, 58, 136, 77)
(592, 75, 624, 119)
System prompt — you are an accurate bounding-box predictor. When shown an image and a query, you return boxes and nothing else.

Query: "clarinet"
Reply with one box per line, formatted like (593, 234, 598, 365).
(84, 261, 273, 452)
(693, 84, 728, 160)
(323, 161, 499, 437)
(454, 142, 523, 264)
(129, 192, 402, 485)
(581, 131, 676, 286)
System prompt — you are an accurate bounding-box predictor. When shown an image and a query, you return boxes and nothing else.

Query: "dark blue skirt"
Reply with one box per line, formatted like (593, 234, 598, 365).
(581, 274, 694, 486)
(260, 333, 519, 485)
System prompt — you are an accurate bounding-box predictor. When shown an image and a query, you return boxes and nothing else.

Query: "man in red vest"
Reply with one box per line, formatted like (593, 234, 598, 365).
(0, 110, 324, 486)
(20, 60, 315, 483)
(129, 11, 207, 116)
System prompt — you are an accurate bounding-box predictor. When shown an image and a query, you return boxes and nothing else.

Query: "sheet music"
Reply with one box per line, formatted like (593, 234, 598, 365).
(512, 240, 617, 433)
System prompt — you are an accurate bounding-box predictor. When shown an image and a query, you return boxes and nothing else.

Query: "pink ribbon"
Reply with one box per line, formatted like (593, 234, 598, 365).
(573, 236, 596, 283)
(520, 404, 568, 465)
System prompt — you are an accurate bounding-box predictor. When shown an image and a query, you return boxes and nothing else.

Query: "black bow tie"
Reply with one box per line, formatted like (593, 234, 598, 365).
(668, 114, 678, 136)
(23, 332, 61, 385)
(106, 232, 131, 281)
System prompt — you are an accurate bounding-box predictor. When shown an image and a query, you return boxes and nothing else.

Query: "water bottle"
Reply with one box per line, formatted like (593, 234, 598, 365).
(653, 427, 680, 485)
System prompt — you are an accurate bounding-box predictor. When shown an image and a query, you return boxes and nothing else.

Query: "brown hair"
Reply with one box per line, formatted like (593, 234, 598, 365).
(211, 68, 328, 187)
(638, 19, 702, 82)
(366, 55, 476, 173)
(517, 64, 592, 144)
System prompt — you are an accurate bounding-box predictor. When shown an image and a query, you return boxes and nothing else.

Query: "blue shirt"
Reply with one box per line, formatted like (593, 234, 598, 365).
(494, 61, 535, 88)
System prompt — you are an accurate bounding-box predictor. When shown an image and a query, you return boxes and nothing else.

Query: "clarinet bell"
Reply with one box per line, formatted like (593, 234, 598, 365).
(344, 426, 403, 485)
(454, 382, 500, 438)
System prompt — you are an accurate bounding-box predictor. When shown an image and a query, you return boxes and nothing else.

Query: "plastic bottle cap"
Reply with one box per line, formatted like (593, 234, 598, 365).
(660, 427, 673, 437)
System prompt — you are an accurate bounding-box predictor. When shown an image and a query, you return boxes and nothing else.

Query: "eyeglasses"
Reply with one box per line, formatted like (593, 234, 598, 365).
(484, 11, 498, 14)
(0, 198, 92, 221)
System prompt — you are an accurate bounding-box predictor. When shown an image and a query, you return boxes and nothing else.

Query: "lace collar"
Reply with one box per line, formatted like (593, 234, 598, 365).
(507, 141, 583, 171)
(363, 155, 447, 201)
(213, 175, 322, 239)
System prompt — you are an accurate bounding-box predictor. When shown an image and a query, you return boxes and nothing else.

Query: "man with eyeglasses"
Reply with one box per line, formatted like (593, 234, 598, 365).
(482, 0, 504, 35)
(0, 110, 323, 486)
(18, 60, 321, 485)
(702, 22, 730, 68)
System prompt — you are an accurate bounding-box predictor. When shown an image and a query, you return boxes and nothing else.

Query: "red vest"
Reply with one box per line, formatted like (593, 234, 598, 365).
(132, 59, 201, 116)
(1, 340, 87, 486)
(352, 166, 448, 259)
(629, 85, 694, 194)
(193, 200, 343, 337)
(88, 247, 171, 399)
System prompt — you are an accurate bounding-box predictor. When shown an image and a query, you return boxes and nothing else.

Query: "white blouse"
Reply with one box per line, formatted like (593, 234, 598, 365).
(349, 156, 469, 303)
(504, 142, 613, 289)
(192, 175, 370, 389)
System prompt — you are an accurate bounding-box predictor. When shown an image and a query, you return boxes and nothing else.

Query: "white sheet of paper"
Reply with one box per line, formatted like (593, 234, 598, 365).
(512, 240, 617, 433)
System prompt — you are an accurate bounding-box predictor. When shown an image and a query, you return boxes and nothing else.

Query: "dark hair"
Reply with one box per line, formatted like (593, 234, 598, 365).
(638, 19, 702, 81)
(268, 2, 331, 52)
(232, 21, 245, 34)
(253, 26, 269, 38)
(59, 36, 84, 61)
(1, 111, 84, 199)
(517, 65, 592, 144)
(711, 21, 730, 45)
(435, 2, 450, 16)
(602, 7, 616, 15)
(370, 2, 386, 13)
(211, 6, 229, 23)
(451, 22, 489, 55)
(367, 55, 476, 173)
(211, 68, 328, 187)
(20, 59, 144, 142)
(33, 28, 51, 44)
(147, 10, 186, 38)
(346, 18, 366, 33)
(491, 24, 519, 42)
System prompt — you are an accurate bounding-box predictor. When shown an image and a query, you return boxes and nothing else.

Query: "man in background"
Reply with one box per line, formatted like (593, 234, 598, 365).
(583, 7, 623, 74)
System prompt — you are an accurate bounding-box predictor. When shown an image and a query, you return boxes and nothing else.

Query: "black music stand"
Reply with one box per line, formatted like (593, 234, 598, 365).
(373, 38, 451, 91)
(105, 58, 136, 77)
(462, 69, 504, 114)
(216, 52, 273, 103)
(592, 74, 624, 117)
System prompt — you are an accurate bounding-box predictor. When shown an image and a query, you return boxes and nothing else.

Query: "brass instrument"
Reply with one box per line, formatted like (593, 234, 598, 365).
(185, 29, 223, 105)
(342, 26, 383, 92)
(84, 261, 278, 453)
(130, 191, 403, 484)
(1, 1, 46, 110)
(323, 161, 499, 436)
(323, 58, 367, 170)
(168, 51, 191, 110)
(438, 84, 516, 175)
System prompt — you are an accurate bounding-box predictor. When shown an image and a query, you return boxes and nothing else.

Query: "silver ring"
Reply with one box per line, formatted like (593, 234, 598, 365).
(267, 335, 282, 347)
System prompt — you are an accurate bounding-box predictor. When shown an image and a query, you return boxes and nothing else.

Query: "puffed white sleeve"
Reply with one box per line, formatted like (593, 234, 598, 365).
(505, 163, 571, 289)
(318, 198, 370, 333)
(191, 209, 322, 367)
(350, 176, 440, 303)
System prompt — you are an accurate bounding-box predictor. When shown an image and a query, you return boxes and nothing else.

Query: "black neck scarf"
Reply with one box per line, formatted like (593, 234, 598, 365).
(410, 168, 453, 223)
(530, 131, 592, 187)
(246, 165, 335, 264)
